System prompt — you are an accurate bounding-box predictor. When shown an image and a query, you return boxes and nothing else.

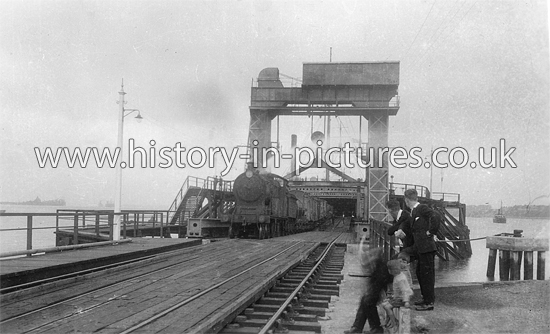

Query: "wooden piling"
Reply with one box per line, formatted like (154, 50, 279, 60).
(524, 251, 533, 280)
(510, 251, 521, 280)
(487, 235, 548, 281)
(499, 250, 510, 281)
(487, 248, 497, 278)
(537, 251, 546, 280)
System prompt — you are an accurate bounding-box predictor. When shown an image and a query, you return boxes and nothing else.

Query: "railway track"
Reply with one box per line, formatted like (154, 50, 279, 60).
(1, 233, 348, 333)
(219, 238, 345, 334)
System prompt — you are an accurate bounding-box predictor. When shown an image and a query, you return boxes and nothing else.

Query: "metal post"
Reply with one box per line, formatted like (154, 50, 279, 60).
(73, 214, 79, 245)
(113, 81, 126, 241)
(26, 215, 33, 256)
(123, 213, 127, 239)
(95, 214, 100, 237)
(160, 212, 164, 238)
(152, 213, 156, 238)
(325, 115, 330, 181)
(55, 210, 59, 235)
(108, 213, 114, 241)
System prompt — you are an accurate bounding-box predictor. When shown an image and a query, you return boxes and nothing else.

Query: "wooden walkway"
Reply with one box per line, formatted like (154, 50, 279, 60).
(1, 239, 321, 333)
(0, 238, 201, 289)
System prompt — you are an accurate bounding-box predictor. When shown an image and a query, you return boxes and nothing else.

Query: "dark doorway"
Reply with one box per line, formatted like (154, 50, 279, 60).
(324, 198, 356, 217)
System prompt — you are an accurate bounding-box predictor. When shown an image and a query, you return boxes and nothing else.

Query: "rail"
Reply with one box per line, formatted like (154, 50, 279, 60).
(390, 182, 431, 199)
(431, 191, 461, 203)
(369, 219, 400, 261)
(119, 241, 304, 334)
(251, 84, 400, 109)
(258, 237, 340, 334)
(0, 210, 170, 258)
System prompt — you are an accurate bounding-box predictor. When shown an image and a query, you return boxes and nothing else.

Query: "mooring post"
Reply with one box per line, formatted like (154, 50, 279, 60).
(487, 248, 497, 278)
(537, 251, 546, 280)
(524, 251, 534, 280)
(499, 250, 510, 281)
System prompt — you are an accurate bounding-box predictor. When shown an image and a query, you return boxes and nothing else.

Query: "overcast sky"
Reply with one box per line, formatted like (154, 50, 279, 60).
(1, 0, 549, 209)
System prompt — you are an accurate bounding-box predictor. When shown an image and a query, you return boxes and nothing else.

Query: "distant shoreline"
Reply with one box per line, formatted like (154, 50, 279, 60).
(0, 198, 66, 206)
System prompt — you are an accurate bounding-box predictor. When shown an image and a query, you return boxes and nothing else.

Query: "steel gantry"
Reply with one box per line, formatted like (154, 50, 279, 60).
(247, 62, 400, 223)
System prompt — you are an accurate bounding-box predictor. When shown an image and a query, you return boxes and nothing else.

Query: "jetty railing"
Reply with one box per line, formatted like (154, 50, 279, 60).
(486, 230, 548, 281)
(431, 191, 460, 204)
(390, 182, 430, 199)
(168, 175, 234, 225)
(369, 219, 399, 261)
(0, 210, 174, 258)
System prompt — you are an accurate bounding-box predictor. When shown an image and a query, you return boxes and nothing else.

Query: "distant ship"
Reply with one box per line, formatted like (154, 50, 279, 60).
(493, 201, 506, 224)
(98, 200, 114, 208)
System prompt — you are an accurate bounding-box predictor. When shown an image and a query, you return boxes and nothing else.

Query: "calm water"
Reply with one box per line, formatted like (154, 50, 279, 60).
(433, 216, 549, 282)
(1, 205, 548, 282)
(0, 204, 102, 254)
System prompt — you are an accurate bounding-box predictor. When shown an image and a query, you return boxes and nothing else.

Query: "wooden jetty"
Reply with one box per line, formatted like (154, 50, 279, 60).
(486, 230, 548, 281)
(369, 183, 472, 261)
(0, 238, 200, 290)
(0, 233, 347, 333)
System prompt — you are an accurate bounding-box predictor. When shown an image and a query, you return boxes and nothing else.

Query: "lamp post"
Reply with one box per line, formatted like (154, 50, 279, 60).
(113, 81, 143, 241)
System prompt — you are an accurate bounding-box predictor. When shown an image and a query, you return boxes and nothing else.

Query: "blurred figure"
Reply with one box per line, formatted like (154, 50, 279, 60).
(344, 236, 392, 334)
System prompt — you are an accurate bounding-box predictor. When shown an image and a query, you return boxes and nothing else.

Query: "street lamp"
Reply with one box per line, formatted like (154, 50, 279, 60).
(113, 81, 143, 241)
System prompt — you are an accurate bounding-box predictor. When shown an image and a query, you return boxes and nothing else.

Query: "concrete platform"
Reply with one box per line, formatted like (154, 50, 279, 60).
(0, 238, 201, 289)
(319, 244, 550, 334)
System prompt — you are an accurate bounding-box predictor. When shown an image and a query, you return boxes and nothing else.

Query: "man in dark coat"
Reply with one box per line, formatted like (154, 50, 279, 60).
(386, 199, 414, 251)
(404, 189, 440, 311)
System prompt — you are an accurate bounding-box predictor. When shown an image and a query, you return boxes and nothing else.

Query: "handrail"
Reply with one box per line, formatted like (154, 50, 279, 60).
(390, 182, 431, 199)
(0, 210, 169, 258)
(369, 219, 399, 261)
(432, 191, 461, 203)
(167, 175, 234, 224)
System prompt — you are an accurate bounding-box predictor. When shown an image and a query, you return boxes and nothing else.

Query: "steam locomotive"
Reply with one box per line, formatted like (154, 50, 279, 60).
(221, 167, 332, 239)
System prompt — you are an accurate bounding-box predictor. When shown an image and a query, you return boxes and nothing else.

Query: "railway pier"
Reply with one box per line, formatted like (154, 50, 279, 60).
(1, 231, 353, 333)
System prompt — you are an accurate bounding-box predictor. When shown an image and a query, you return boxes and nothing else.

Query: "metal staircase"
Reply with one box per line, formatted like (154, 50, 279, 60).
(168, 176, 235, 225)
